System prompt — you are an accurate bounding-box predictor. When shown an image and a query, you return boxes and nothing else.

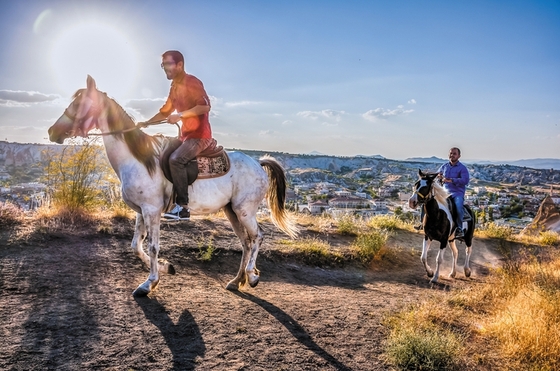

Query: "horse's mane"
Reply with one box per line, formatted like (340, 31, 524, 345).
(432, 181, 449, 206)
(72, 89, 163, 176)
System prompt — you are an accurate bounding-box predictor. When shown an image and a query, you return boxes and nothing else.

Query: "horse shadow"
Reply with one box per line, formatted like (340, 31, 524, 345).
(134, 297, 205, 371)
(231, 291, 352, 371)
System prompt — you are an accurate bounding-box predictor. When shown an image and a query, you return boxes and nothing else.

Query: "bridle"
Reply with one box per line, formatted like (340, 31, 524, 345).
(63, 96, 177, 137)
(412, 178, 435, 204)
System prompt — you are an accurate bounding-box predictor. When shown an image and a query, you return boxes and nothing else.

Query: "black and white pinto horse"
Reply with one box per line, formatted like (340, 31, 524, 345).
(408, 170, 475, 283)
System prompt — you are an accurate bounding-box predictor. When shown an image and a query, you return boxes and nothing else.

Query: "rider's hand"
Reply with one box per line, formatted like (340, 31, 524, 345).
(167, 114, 182, 124)
(137, 121, 147, 128)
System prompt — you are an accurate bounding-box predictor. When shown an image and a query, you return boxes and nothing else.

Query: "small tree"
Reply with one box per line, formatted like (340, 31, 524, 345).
(43, 138, 112, 212)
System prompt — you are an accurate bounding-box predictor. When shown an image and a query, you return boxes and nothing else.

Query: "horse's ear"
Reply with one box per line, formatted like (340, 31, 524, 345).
(418, 169, 424, 177)
(86, 75, 97, 92)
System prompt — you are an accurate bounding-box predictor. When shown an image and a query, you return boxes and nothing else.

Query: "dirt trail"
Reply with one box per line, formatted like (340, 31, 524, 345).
(0, 217, 504, 370)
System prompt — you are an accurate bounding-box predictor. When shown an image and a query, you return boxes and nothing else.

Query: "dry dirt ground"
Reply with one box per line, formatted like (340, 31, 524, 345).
(0, 216, 505, 371)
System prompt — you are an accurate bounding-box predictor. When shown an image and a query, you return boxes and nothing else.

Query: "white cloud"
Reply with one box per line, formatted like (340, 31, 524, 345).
(362, 105, 414, 122)
(408, 99, 416, 104)
(282, 120, 293, 125)
(225, 100, 260, 107)
(259, 130, 279, 136)
(0, 90, 61, 103)
(297, 109, 346, 121)
(124, 98, 166, 117)
(322, 122, 338, 127)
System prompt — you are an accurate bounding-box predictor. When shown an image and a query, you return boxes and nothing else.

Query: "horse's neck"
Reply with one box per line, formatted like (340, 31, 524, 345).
(97, 116, 137, 179)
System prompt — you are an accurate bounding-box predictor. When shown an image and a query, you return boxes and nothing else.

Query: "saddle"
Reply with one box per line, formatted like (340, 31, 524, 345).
(446, 197, 472, 224)
(159, 138, 230, 185)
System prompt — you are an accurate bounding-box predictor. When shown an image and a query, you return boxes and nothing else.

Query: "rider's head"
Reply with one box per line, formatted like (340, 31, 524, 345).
(161, 50, 185, 80)
(448, 147, 461, 164)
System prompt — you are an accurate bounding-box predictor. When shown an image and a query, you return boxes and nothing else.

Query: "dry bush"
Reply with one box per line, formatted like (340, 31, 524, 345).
(276, 237, 344, 266)
(34, 204, 98, 232)
(517, 230, 560, 247)
(368, 214, 407, 231)
(384, 304, 467, 370)
(293, 213, 334, 234)
(0, 201, 25, 227)
(476, 222, 514, 240)
(336, 214, 364, 235)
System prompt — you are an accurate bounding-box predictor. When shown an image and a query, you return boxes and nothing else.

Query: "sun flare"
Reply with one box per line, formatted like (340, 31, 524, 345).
(50, 21, 138, 100)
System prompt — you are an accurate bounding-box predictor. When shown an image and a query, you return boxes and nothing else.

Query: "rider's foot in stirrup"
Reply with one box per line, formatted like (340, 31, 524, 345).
(164, 204, 190, 220)
(455, 227, 464, 239)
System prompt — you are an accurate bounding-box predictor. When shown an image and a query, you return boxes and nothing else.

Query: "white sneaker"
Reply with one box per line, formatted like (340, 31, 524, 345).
(163, 204, 190, 220)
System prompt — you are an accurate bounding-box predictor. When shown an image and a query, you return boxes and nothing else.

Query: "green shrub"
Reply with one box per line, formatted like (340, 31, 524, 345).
(368, 214, 402, 231)
(197, 237, 215, 262)
(480, 222, 513, 240)
(352, 230, 388, 263)
(277, 238, 344, 266)
(337, 214, 361, 235)
(385, 322, 464, 370)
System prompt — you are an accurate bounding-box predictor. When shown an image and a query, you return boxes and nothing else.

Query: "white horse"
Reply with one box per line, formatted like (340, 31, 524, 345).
(48, 76, 298, 296)
(408, 170, 475, 283)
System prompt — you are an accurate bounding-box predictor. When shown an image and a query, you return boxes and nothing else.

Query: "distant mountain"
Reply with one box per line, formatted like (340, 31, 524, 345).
(404, 156, 446, 163)
(405, 156, 560, 170)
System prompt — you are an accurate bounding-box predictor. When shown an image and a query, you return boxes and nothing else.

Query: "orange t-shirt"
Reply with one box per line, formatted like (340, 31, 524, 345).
(159, 71, 212, 141)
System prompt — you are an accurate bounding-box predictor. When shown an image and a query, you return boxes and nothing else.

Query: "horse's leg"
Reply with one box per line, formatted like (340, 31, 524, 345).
(421, 237, 434, 278)
(448, 240, 458, 279)
(223, 204, 251, 290)
(132, 209, 164, 297)
(464, 242, 473, 277)
(131, 212, 150, 265)
(431, 247, 444, 283)
(131, 212, 175, 275)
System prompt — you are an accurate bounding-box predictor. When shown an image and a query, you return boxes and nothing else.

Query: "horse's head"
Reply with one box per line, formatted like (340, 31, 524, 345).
(48, 75, 106, 144)
(408, 169, 439, 209)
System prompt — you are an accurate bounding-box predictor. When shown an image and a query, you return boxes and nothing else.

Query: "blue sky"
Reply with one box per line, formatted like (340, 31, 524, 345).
(0, 0, 559, 161)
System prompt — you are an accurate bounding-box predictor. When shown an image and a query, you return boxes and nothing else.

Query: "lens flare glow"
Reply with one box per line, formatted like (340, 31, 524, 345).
(50, 22, 138, 99)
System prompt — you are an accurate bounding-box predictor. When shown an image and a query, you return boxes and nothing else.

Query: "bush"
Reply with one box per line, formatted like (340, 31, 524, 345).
(368, 215, 403, 231)
(385, 315, 465, 370)
(277, 238, 344, 266)
(479, 222, 513, 240)
(538, 230, 560, 247)
(0, 201, 24, 227)
(336, 214, 361, 235)
(351, 230, 388, 264)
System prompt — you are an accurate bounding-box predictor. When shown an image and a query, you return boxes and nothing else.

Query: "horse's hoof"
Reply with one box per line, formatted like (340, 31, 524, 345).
(448, 272, 456, 279)
(248, 276, 260, 288)
(132, 287, 150, 297)
(430, 278, 439, 284)
(427, 270, 434, 278)
(465, 268, 471, 277)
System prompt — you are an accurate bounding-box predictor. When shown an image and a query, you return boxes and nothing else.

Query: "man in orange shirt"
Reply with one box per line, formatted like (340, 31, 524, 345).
(142, 50, 214, 220)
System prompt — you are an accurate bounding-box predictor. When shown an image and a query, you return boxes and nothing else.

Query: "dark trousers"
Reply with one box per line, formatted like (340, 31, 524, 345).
(169, 138, 214, 206)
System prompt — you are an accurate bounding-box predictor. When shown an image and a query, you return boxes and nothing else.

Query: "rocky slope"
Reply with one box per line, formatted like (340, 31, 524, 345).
(2, 141, 560, 186)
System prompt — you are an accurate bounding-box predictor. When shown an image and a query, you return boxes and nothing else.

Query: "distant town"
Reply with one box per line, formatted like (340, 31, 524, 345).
(1, 141, 560, 232)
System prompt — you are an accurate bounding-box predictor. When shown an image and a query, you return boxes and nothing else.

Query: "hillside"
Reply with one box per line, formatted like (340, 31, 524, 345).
(2, 141, 560, 186)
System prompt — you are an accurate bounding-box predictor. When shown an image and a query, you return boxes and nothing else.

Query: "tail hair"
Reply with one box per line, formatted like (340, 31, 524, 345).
(259, 155, 299, 239)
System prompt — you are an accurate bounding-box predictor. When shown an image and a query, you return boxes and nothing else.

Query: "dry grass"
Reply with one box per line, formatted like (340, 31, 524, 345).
(517, 230, 560, 247)
(351, 230, 388, 264)
(0, 201, 25, 227)
(368, 214, 412, 232)
(276, 237, 344, 266)
(385, 246, 560, 371)
(34, 204, 99, 232)
(476, 222, 514, 240)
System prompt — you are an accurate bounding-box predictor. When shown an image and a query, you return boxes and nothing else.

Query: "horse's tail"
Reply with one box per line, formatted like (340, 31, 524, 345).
(259, 156, 299, 239)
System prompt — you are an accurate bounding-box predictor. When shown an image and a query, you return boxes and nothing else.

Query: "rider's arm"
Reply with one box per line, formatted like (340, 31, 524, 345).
(144, 111, 168, 124)
(168, 103, 210, 123)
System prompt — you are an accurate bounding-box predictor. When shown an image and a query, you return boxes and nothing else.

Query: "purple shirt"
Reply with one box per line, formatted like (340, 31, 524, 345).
(437, 161, 469, 197)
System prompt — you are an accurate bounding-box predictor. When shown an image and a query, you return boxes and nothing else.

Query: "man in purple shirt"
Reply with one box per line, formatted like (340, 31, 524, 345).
(438, 147, 470, 238)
